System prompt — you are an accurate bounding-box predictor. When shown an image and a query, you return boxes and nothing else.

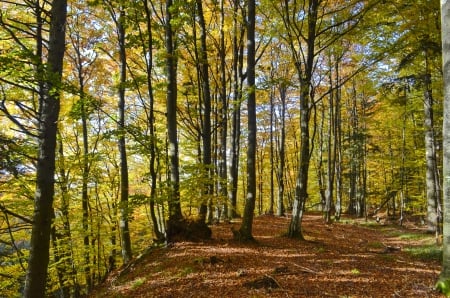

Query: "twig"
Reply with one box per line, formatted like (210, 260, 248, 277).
(292, 263, 319, 274)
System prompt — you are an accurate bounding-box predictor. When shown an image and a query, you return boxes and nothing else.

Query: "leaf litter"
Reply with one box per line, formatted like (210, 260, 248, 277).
(89, 213, 443, 297)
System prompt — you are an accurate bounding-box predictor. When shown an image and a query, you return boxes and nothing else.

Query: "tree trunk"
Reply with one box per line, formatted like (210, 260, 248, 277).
(53, 137, 78, 297)
(277, 84, 287, 217)
(424, 64, 439, 234)
(218, 0, 228, 220)
(335, 92, 343, 221)
(288, 80, 311, 239)
(438, 0, 450, 286)
(269, 87, 275, 215)
(117, 7, 132, 264)
(24, 1, 67, 296)
(287, 0, 319, 239)
(165, 0, 183, 239)
(228, 0, 244, 219)
(237, 0, 256, 241)
(324, 69, 336, 224)
(196, 0, 213, 224)
(142, 0, 165, 242)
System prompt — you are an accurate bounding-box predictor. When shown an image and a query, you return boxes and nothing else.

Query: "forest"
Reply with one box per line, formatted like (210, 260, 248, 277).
(0, 0, 449, 297)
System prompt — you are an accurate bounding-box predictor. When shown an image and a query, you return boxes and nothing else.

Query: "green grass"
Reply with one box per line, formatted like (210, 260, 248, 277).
(386, 230, 430, 240)
(404, 244, 442, 261)
(367, 241, 385, 249)
(131, 277, 146, 289)
(176, 266, 196, 278)
(398, 233, 429, 240)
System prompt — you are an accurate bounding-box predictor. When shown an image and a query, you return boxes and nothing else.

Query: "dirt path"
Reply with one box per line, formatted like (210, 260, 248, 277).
(90, 214, 443, 297)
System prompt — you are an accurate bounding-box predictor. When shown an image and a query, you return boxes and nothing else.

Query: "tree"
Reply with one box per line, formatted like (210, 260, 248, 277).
(165, 0, 183, 240)
(280, 0, 320, 239)
(113, 2, 133, 265)
(23, 0, 67, 296)
(217, 0, 229, 220)
(236, 0, 256, 241)
(438, 0, 450, 291)
(228, 0, 245, 219)
(140, 0, 166, 242)
(195, 0, 213, 224)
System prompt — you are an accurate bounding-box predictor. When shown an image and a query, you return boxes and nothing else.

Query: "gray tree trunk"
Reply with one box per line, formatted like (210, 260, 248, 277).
(438, 0, 450, 285)
(116, 7, 132, 264)
(196, 0, 213, 223)
(237, 0, 256, 241)
(424, 66, 439, 234)
(218, 0, 228, 220)
(142, 0, 165, 242)
(277, 85, 287, 217)
(24, 1, 67, 296)
(269, 88, 275, 215)
(165, 0, 183, 232)
(287, 0, 319, 239)
(228, 0, 244, 219)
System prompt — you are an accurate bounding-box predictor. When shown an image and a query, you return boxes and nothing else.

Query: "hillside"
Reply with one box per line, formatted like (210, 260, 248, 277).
(89, 214, 443, 297)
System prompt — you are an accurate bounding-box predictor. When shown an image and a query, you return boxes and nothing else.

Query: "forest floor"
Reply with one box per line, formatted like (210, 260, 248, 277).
(89, 213, 444, 297)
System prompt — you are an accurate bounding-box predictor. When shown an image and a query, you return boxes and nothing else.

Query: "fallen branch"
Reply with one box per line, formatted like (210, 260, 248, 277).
(292, 263, 319, 274)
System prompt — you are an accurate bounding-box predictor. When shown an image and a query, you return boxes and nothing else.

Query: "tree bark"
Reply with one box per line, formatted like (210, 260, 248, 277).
(142, 0, 165, 242)
(287, 0, 319, 239)
(218, 0, 228, 220)
(228, 0, 244, 219)
(438, 0, 450, 284)
(424, 62, 440, 234)
(237, 0, 256, 241)
(116, 7, 132, 264)
(165, 0, 183, 239)
(196, 0, 213, 223)
(277, 84, 287, 217)
(24, 1, 67, 296)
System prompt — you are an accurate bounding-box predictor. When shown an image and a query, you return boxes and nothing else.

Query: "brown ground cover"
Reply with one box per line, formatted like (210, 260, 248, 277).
(89, 213, 443, 297)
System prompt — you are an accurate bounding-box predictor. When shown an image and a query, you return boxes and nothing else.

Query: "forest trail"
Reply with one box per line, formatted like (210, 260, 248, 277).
(89, 214, 443, 297)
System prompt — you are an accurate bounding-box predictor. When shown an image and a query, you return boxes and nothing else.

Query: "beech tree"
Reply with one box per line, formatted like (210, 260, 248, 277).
(236, 0, 256, 241)
(165, 0, 184, 240)
(438, 0, 450, 291)
(23, 1, 67, 296)
(228, 0, 245, 219)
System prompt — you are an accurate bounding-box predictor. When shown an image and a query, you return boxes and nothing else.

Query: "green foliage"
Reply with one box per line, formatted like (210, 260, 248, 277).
(68, 96, 102, 120)
(404, 245, 442, 262)
(436, 279, 450, 296)
(130, 277, 146, 289)
(176, 266, 196, 278)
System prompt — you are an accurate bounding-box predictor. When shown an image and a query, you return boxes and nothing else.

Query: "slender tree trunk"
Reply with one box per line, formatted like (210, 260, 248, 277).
(287, 0, 319, 239)
(74, 32, 92, 292)
(325, 71, 336, 224)
(53, 137, 77, 297)
(424, 61, 439, 234)
(334, 67, 343, 221)
(277, 85, 287, 216)
(237, 0, 256, 241)
(218, 0, 228, 220)
(142, 0, 165, 242)
(165, 0, 183, 238)
(269, 89, 275, 215)
(347, 83, 359, 216)
(316, 102, 326, 212)
(438, 0, 450, 286)
(24, 1, 67, 296)
(196, 0, 213, 223)
(117, 7, 132, 264)
(228, 0, 244, 219)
